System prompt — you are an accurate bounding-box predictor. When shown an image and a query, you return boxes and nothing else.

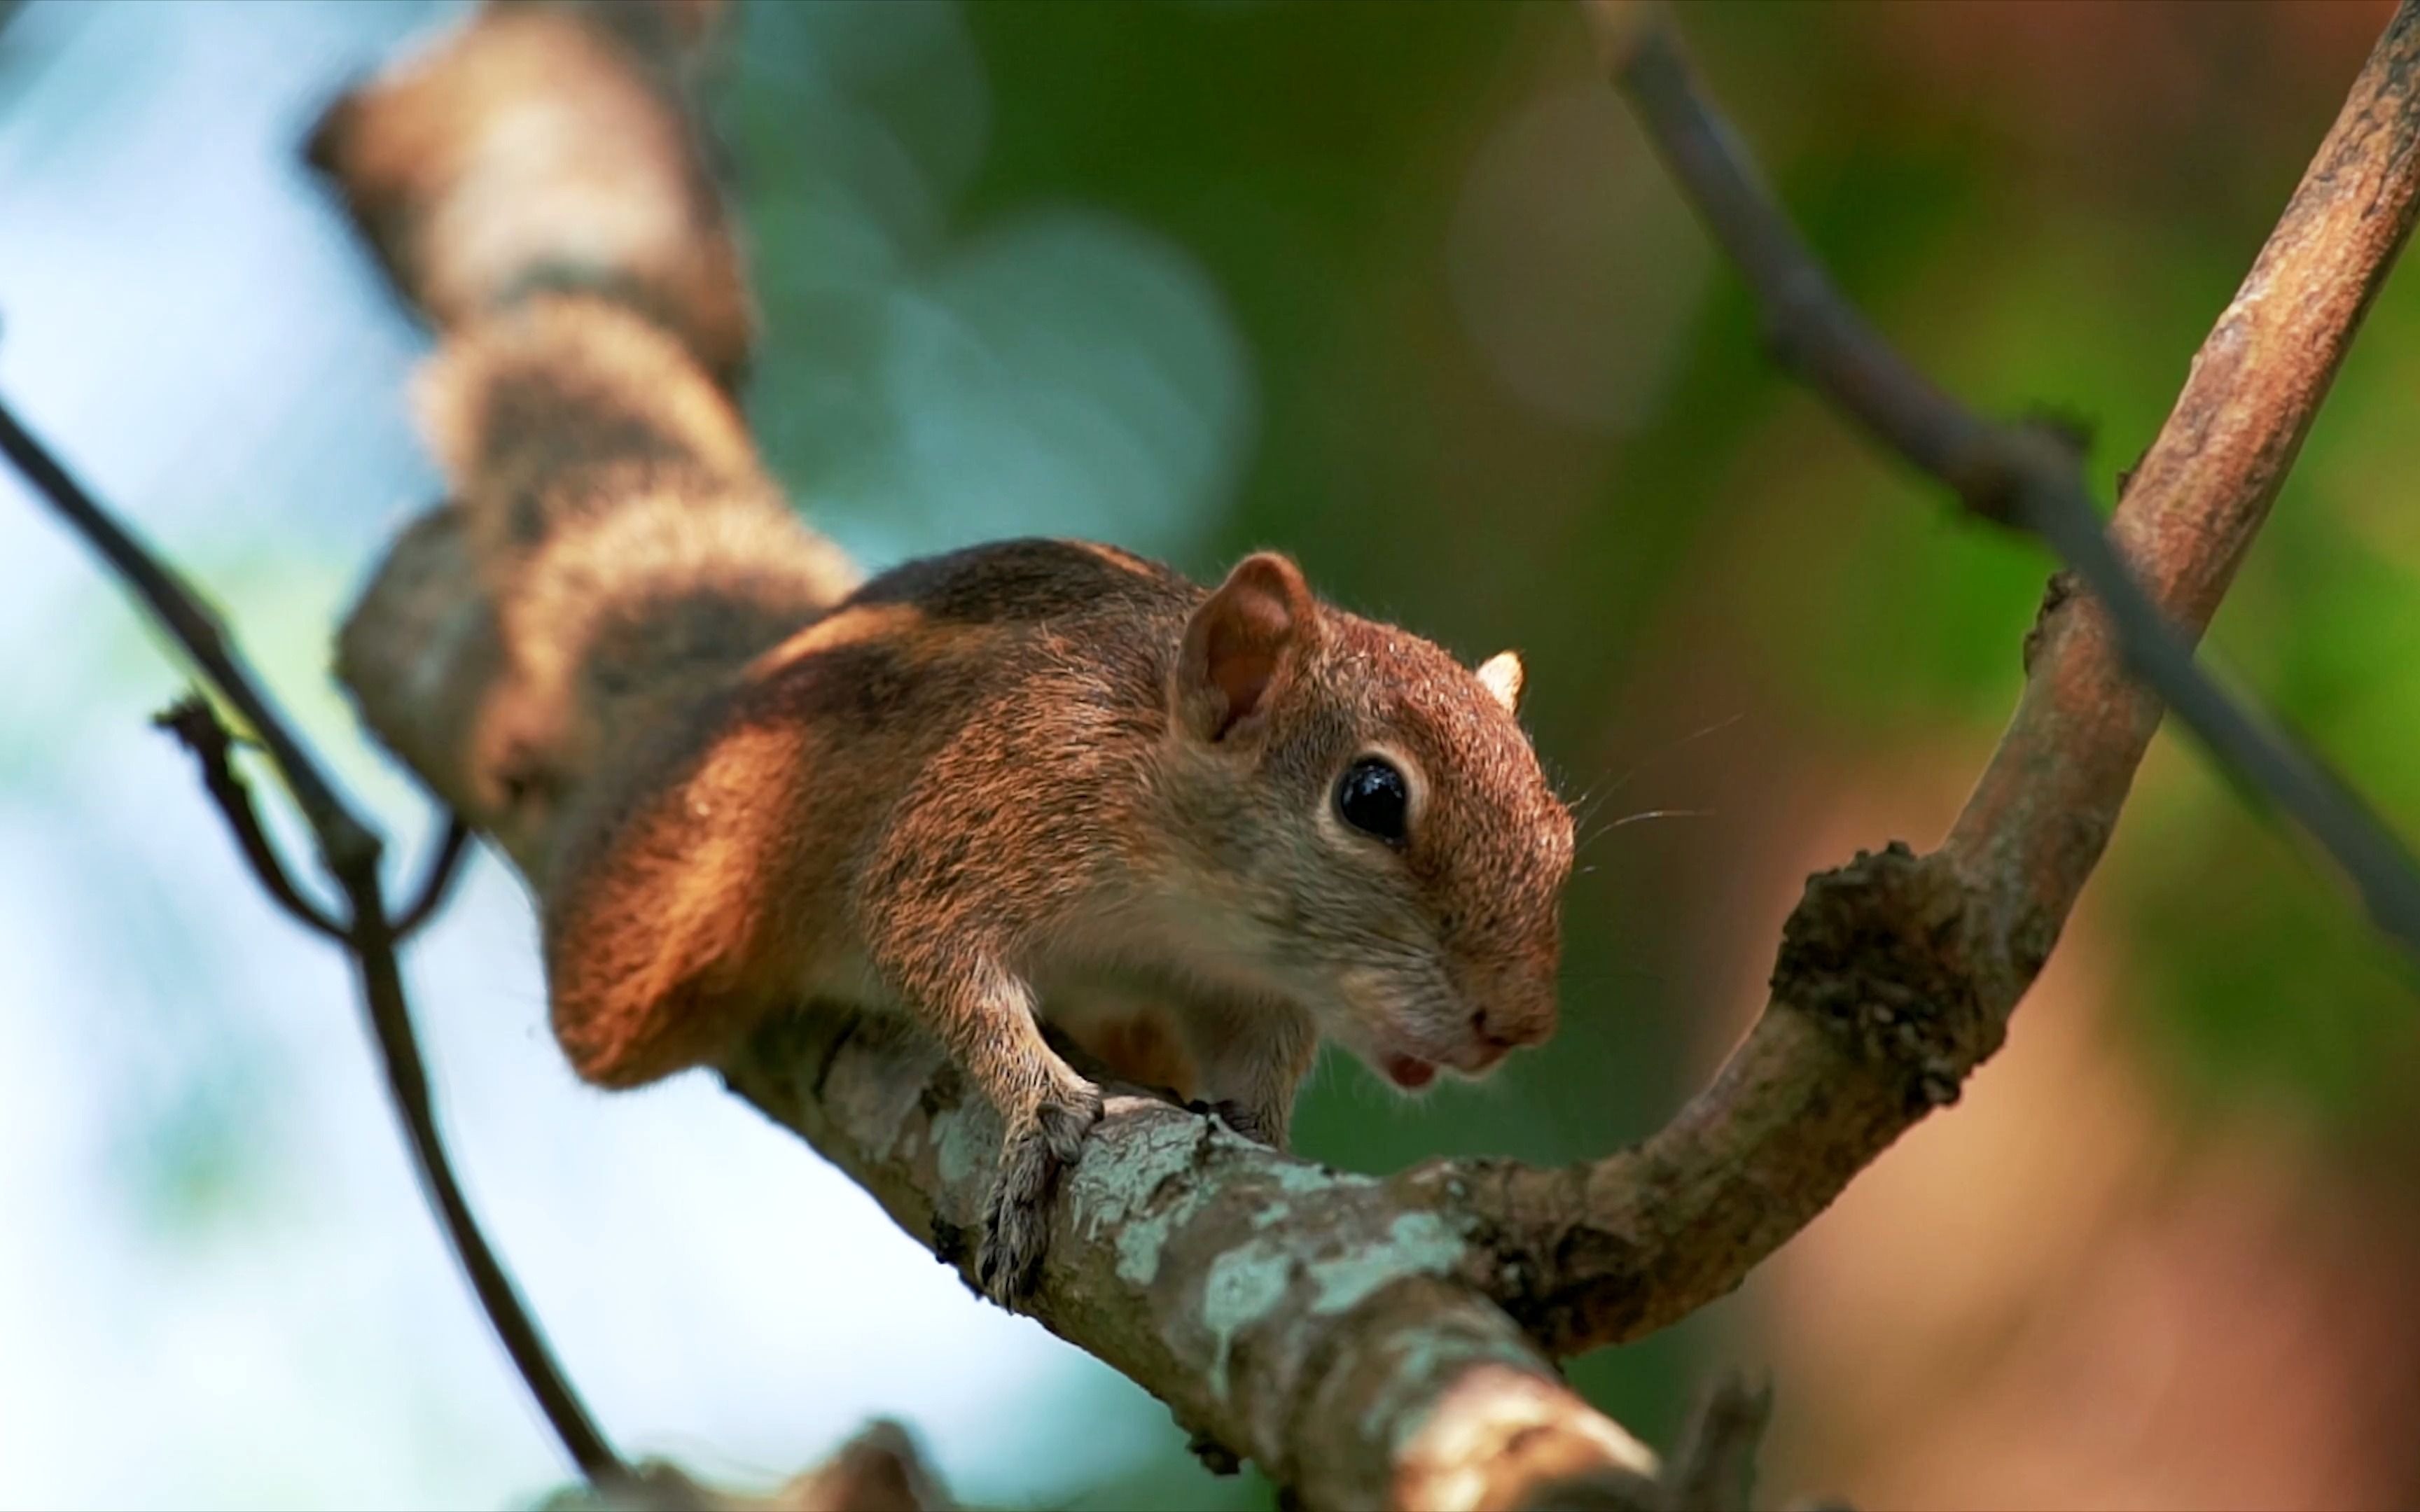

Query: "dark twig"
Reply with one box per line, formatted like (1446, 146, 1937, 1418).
(394, 816, 473, 939)
(153, 694, 347, 941)
(150, 698, 470, 941)
(1599, 0, 2420, 965)
(342, 868, 627, 1483)
(0, 398, 380, 880)
(0, 394, 627, 1486)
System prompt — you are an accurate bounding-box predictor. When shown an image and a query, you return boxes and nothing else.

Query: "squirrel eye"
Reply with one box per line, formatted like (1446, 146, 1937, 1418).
(1335, 756, 1410, 846)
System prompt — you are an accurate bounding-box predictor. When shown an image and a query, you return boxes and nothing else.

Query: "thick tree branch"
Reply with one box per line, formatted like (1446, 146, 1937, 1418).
(1596, 0, 2420, 962)
(730, 1011, 1802, 1508)
(1450, 0, 2420, 1356)
(723, 1013, 1674, 1511)
(0, 398, 625, 1487)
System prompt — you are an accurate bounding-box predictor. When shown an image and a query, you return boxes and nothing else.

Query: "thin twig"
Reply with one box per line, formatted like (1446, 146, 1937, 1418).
(394, 816, 473, 939)
(1598, 0, 2420, 965)
(152, 693, 471, 942)
(152, 694, 348, 941)
(0, 398, 380, 880)
(0, 394, 627, 1486)
(340, 856, 627, 1483)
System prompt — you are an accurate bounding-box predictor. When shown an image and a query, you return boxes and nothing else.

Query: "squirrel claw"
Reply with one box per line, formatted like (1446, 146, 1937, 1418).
(975, 1081, 1104, 1309)
(973, 1206, 1043, 1307)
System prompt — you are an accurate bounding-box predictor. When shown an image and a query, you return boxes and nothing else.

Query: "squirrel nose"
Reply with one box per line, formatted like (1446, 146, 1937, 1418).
(1457, 959, 1559, 1063)
(1470, 997, 1552, 1052)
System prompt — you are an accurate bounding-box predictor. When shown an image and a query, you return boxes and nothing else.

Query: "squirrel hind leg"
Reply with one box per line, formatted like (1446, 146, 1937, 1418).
(539, 703, 816, 1089)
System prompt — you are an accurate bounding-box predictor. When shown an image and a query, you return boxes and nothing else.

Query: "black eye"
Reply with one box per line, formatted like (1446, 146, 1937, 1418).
(1335, 756, 1410, 845)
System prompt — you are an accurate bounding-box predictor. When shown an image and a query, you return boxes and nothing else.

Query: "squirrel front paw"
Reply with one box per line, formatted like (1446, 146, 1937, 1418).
(1204, 1096, 1286, 1150)
(975, 1079, 1104, 1307)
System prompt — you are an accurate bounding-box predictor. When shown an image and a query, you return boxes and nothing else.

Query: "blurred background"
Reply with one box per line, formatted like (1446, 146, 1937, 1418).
(2, 1, 2416, 1507)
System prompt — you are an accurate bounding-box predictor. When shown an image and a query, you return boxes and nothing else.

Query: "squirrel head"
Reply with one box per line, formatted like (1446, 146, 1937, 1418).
(1158, 551, 1575, 1091)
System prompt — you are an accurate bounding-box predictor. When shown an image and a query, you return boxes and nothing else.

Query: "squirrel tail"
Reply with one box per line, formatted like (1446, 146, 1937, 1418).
(303, 0, 753, 388)
(320, 1, 857, 878)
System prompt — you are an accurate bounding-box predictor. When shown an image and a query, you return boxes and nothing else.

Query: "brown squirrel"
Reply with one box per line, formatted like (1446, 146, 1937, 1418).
(314, 0, 1576, 1302)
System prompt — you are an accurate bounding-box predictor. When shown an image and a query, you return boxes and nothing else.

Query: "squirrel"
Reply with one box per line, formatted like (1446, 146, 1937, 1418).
(312, 0, 1576, 1303)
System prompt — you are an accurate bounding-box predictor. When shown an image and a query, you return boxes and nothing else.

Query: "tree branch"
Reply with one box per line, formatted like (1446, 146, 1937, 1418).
(0, 400, 380, 880)
(1594, 0, 2420, 963)
(723, 1013, 1669, 1511)
(1450, 0, 2420, 1357)
(393, 815, 473, 939)
(548, 1420, 959, 1512)
(0, 398, 626, 1487)
(1666, 1374, 1772, 1512)
(152, 694, 347, 941)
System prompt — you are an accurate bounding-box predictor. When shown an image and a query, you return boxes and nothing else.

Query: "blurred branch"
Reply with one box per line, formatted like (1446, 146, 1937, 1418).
(148, 696, 466, 938)
(1593, 0, 2420, 963)
(0, 396, 626, 1488)
(1667, 1374, 1774, 1512)
(152, 695, 347, 941)
(1459, 0, 2420, 1356)
(749, 1420, 957, 1512)
(546, 1421, 957, 1512)
(0, 400, 379, 877)
(393, 815, 473, 939)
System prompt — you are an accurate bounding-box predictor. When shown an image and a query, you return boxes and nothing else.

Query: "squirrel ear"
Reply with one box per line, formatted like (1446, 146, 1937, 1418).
(1475, 650, 1524, 713)
(1175, 552, 1316, 743)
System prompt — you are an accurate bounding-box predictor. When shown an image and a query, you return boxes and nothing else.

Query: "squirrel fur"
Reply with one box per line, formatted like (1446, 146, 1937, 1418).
(314, 0, 1576, 1303)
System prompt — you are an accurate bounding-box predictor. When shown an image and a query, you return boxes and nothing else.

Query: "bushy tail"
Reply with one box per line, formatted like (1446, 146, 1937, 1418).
(304, 0, 752, 388)
(317, 1, 857, 880)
